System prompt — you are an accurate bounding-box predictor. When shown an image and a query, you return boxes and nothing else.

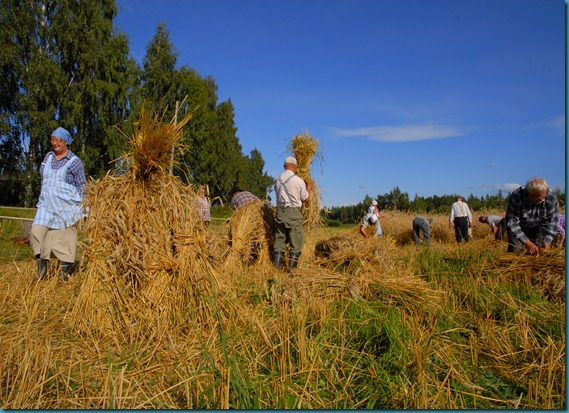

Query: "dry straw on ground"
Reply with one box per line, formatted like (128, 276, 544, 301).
(311, 231, 441, 310)
(495, 249, 565, 300)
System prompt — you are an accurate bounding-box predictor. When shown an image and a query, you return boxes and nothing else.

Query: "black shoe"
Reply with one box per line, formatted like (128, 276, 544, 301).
(289, 252, 300, 269)
(273, 251, 284, 270)
(59, 261, 78, 281)
(35, 255, 49, 280)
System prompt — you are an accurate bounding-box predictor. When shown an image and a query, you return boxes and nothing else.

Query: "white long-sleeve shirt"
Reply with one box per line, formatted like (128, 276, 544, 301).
(274, 170, 309, 208)
(449, 200, 472, 224)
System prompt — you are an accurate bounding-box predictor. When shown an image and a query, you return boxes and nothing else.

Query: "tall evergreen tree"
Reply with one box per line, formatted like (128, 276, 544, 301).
(140, 23, 179, 118)
(241, 148, 274, 200)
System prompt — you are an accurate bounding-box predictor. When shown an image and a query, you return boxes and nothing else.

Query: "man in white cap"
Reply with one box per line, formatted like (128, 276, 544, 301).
(30, 126, 86, 280)
(273, 156, 313, 270)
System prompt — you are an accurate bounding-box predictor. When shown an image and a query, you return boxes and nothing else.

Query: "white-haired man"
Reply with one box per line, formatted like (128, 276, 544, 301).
(505, 177, 558, 255)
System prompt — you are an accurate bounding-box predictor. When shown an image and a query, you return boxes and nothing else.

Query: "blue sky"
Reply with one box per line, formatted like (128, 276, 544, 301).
(114, 0, 565, 208)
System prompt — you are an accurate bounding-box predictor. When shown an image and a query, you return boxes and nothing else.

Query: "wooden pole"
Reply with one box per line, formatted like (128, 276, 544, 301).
(169, 100, 179, 175)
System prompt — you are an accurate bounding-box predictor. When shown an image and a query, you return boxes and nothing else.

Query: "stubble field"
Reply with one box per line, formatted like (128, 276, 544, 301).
(0, 208, 565, 409)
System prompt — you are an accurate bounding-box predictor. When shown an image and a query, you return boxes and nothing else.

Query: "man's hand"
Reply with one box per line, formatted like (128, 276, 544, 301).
(542, 242, 552, 251)
(524, 240, 540, 255)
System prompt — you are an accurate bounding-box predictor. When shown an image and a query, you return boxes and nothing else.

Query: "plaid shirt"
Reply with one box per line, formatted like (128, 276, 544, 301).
(557, 213, 565, 237)
(506, 186, 558, 244)
(40, 150, 86, 197)
(231, 191, 259, 210)
(196, 196, 211, 222)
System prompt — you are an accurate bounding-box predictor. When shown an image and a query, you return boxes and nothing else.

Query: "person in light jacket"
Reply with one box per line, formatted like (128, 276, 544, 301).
(30, 127, 86, 280)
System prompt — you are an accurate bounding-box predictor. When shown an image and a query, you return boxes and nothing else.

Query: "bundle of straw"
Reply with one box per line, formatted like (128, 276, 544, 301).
(225, 200, 274, 267)
(287, 130, 323, 232)
(122, 102, 194, 180)
(496, 250, 565, 300)
(310, 232, 441, 310)
(68, 103, 226, 341)
(314, 232, 398, 275)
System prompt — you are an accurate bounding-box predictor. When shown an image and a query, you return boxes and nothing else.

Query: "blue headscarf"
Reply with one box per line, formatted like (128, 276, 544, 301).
(51, 127, 72, 145)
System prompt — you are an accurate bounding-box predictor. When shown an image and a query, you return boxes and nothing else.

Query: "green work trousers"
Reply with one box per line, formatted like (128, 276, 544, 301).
(274, 206, 304, 254)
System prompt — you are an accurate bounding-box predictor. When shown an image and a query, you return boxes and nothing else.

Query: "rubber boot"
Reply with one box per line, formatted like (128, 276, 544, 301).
(289, 252, 300, 270)
(59, 261, 77, 281)
(273, 251, 284, 270)
(36, 254, 49, 280)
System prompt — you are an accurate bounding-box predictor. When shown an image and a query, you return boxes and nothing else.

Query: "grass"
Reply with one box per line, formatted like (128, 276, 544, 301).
(0, 208, 565, 409)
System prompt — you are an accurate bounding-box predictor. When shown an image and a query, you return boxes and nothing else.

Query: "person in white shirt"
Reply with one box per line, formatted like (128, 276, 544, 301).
(273, 156, 313, 270)
(360, 202, 385, 237)
(449, 196, 473, 243)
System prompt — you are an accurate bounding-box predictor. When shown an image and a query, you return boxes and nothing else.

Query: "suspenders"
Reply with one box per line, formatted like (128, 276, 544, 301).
(277, 173, 298, 207)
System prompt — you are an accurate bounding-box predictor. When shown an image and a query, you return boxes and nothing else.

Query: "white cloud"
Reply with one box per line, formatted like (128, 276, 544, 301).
(466, 183, 521, 194)
(525, 114, 565, 137)
(502, 183, 521, 193)
(330, 124, 465, 142)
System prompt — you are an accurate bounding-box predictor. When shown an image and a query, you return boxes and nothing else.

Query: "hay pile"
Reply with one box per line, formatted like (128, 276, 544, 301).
(314, 231, 399, 274)
(68, 105, 225, 340)
(379, 214, 453, 245)
(495, 250, 566, 300)
(270, 231, 441, 312)
(225, 200, 274, 268)
(287, 130, 323, 232)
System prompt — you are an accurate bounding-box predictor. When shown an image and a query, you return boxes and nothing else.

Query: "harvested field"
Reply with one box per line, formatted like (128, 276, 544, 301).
(0, 113, 564, 408)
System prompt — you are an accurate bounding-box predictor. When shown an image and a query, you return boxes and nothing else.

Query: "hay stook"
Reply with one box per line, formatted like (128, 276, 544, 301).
(69, 103, 225, 339)
(226, 200, 275, 268)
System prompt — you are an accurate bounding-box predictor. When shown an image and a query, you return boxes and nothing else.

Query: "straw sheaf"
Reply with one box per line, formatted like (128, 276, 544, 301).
(495, 250, 565, 300)
(120, 103, 195, 181)
(270, 263, 440, 313)
(271, 233, 440, 311)
(287, 131, 323, 232)
(314, 231, 399, 274)
(225, 200, 274, 268)
(68, 107, 224, 341)
(70, 172, 222, 339)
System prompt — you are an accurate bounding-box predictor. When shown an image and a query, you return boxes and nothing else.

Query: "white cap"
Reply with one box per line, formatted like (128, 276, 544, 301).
(284, 156, 298, 166)
(372, 200, 378, 206)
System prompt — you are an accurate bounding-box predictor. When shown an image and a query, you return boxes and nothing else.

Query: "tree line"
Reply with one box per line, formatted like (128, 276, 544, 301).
(0, 0, 273, 207)
(326, 186, 566, 224)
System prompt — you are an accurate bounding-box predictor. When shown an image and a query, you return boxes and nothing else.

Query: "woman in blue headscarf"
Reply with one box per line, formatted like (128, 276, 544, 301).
(30, 127, 87, 280)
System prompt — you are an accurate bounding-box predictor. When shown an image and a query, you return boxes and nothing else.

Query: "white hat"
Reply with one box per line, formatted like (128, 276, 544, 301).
(372, 200, 378, 206)
(284, 156, 298, 166)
